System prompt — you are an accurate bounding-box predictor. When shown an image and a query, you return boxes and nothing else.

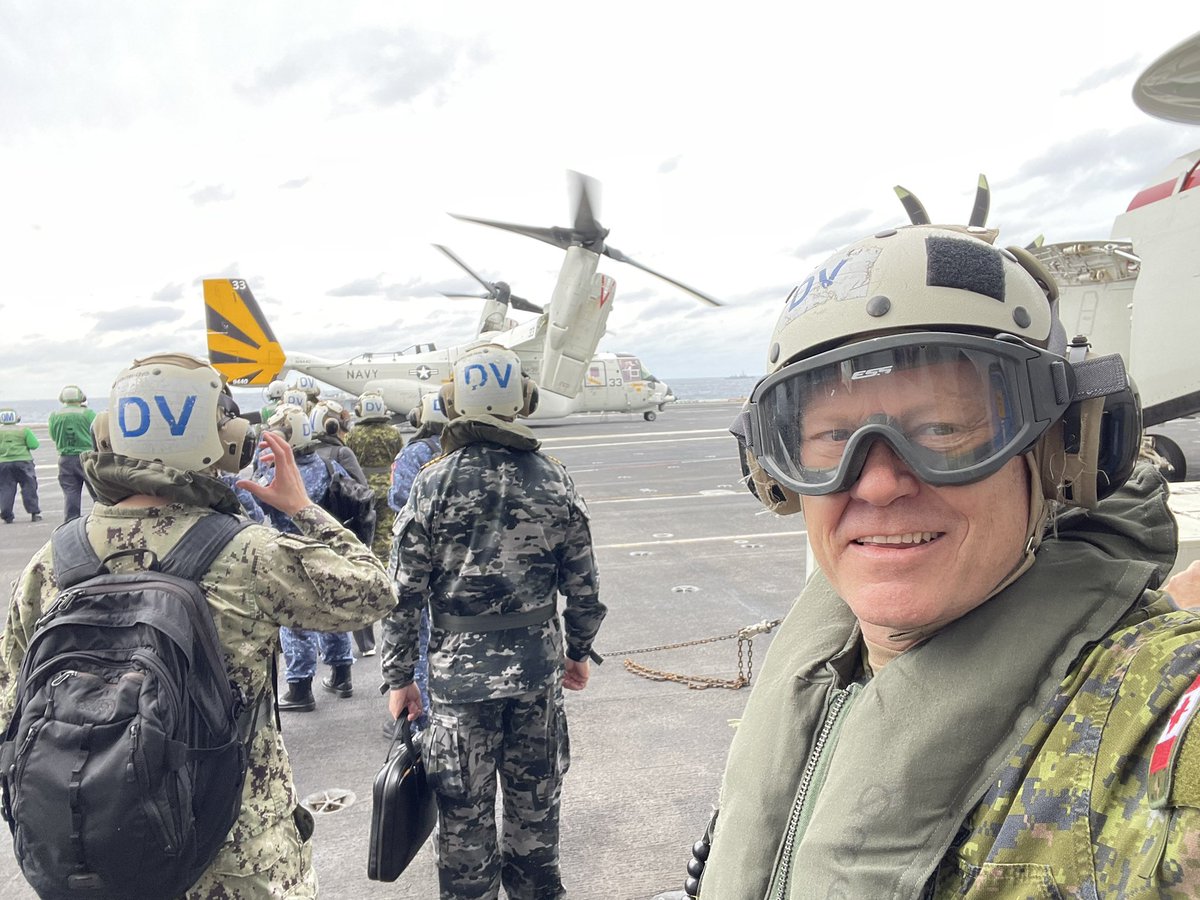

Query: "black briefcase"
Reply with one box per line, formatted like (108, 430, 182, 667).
(367, 717, 436, 881)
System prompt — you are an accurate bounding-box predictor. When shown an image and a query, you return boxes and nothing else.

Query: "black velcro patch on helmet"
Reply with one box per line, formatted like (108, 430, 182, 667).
(925, 237, 1005, 302)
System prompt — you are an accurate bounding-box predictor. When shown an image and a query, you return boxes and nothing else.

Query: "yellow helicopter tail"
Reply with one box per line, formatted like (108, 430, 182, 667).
(203, 278, 287, 386)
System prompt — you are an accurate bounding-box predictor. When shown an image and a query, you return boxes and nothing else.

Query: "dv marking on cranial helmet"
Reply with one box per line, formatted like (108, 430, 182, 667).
(462, 361, 514, 390)
(783, 246, 881, 322)
(117, 395, 197, 438)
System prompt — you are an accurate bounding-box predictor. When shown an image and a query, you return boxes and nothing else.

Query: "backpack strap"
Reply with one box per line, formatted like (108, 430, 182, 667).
(158, 513, 254, 582)
(50, 518, 106, 589)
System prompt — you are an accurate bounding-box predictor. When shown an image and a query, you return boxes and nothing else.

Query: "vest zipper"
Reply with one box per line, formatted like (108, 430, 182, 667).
(772, 687, 851, 900)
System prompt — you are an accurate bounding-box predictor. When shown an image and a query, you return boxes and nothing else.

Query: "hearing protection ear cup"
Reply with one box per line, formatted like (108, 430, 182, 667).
(438, 382, 460, 421)
(1038, 379, 1142, 509)
(216, 416, 255, 473)
(736, 439, 805, 516)
(407, 408, 420, 429)
(519, 377, 539, 417)
(91, 411, 112, 453)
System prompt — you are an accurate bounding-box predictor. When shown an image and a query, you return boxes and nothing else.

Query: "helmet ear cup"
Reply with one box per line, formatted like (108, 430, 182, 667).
(735, 438, 805, 516)
(519, 377, 539, 417)
(216, 416, 255, 473)
(91, 411, 112, 452)
(1038, 379, 1142, 509)
(438, 382, 460, 421)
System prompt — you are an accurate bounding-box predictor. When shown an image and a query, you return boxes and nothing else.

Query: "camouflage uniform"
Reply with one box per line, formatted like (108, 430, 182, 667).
(0, 453, 396, 899)
(697, 465, 1200, 899)
(259, 451, 357, 680)
(345, 420, 405, 562)
(381, 416, 605, 900)
(387, 433, 443, 721)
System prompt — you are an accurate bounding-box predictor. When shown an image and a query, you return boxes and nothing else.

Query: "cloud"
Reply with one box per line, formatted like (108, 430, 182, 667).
(193, 267, 266, 291)
(151, 282, 184, 303)
(279, 177, 310, 190)
(327, 276, 385, 297)
(239, 27, 484, 111)
(1063, 58, 1141, 96)
(190, 184, 235, 205)
(88, 305, 183, 333)
(792, 207, 880, 259)
(658, 155, 682, 175)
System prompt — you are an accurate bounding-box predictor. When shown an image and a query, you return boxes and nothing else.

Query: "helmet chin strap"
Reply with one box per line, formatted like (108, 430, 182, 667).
(882, 452, 1048, 648)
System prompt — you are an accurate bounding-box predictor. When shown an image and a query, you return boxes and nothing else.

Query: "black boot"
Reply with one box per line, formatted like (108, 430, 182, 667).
(322, 664, 353, 698)
(279, 678, 316, 712)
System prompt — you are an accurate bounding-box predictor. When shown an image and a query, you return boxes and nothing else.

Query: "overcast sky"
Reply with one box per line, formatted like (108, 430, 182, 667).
(1, 2, 1197, 402)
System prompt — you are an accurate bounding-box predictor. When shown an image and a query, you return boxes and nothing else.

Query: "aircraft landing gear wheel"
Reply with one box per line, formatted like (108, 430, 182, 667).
(1151, 434, 1186, 482)
(644, 411, 657, 421)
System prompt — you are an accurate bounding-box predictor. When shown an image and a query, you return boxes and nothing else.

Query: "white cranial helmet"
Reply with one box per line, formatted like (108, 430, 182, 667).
(108, 353, 227, 472)
(419, 392, 449, 425)
(309, 400, 347, 436)
(59, 385, 87, 405)
(266, 405, 316, 451)
(449, 344, 528, 418)
(354, 392, 389, 421)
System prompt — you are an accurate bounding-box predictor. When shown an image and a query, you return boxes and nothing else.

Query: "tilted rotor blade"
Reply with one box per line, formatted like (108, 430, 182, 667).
(894, 185, 931, 225)
(448, 214, 578, 252)
(453, 171, 721, 307)
(968, 174, 990, 228)
(507, 294, 544, 314)
(603, 244, 723, 307)
(433, 243, 495, 294)
(568, 170, 607, 249)
(433, 245, 545, 314)
(1025, 234, 1045, 250)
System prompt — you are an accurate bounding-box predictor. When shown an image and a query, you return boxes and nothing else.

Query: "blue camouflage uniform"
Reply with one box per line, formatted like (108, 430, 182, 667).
(387, 433, 442, 726)
(381, 416, 605, 900)
(388, 435, 441, 512)
(260, 451, 355, 678)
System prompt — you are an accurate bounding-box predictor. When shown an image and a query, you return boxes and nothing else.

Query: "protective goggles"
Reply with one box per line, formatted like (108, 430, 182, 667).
(744, 332, 1075, 495)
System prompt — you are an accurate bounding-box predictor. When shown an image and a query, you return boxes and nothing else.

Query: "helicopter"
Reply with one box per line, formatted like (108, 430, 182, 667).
(204, 171, 716, 421)
(1026, 31, 1200, 480)
(431, 243, 676, 419)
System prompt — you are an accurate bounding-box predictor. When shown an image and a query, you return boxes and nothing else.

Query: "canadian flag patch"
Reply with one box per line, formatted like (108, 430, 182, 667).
(1151, 673, 1200, 776)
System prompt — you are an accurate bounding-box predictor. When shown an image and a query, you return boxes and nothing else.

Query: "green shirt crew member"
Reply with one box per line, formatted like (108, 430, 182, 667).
(47, 384, 98, 522)
(0, 409, 41, 523)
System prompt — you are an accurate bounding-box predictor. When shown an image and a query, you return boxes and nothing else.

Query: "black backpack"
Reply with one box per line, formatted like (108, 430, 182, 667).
(0, 513, 260, 900)
(320, 457, 377, 546)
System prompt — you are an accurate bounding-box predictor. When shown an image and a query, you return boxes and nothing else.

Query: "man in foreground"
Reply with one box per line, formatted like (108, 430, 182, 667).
(691, 222, 1200, 897)
(0, 353, 397, 899)
(383, 344, 605, 900)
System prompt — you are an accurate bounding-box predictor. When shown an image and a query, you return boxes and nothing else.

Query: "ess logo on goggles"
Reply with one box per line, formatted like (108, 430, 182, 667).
(744, 332, 1080, 495)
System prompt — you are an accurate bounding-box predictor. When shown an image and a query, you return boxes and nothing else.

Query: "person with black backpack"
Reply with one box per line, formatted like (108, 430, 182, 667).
(0, 353, 397, 900)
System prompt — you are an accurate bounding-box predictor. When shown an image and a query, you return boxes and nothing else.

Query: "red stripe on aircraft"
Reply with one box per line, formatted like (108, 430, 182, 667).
(1127, 164, 1200, 212)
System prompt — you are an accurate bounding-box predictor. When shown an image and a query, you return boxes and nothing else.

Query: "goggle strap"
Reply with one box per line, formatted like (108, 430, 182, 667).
(1070, 354, 1128, 402)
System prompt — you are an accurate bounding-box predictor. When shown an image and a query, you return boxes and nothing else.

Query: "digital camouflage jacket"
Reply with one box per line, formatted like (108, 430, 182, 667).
(0, 453, 397, 898)
(345, 421, 405, 561)
(381, 415, 604, 704)
(699, 465, 1200, 899)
